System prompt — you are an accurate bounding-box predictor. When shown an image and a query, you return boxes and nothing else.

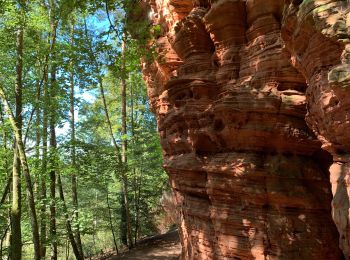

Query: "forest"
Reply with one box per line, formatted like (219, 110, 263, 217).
(0, 0, 170, 259)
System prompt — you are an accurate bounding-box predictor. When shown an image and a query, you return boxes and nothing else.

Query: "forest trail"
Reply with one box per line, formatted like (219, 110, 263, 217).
(94, 230, 181, 260)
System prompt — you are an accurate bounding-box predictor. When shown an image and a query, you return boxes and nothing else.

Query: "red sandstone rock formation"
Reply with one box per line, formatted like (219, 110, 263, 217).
(142, 0, 350, 259)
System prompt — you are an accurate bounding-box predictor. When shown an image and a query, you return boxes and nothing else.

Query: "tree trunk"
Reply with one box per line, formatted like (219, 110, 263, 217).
(120, 33, 133, 249)
(70, 21, 84, 257)
(130, 81, 139, 245)
(40, 75, 48, 260)
(65, 238, 69, 260)
(0, 114, 11, 257)
(17, 133, 41, 260)
(0, 104, 11, 206)
(11, 146, 21, 260)
(106, 182, 118, 253)
(49, 21, 58, 260)
(10, 14, 25, 259)
(5, 193, 11, 259)
(134, 167, 143, 244)
(0, 223, 10, 260)
(0, 89, 41, 260)
(39, 58, 48, 259)
(98, 75, 133, 247)
(57, 173, 84, 260)
(84, 17, 133, 248)
(0, 177, 11, 206)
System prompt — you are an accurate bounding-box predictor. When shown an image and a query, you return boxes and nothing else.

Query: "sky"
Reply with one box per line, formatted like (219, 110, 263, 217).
(56, 12, 111, 138)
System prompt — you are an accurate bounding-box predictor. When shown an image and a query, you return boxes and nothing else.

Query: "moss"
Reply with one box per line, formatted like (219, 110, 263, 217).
(328, 65, 350, 90)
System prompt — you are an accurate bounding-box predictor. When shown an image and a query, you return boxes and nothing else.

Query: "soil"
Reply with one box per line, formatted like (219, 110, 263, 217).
(92, 230, 181, 260)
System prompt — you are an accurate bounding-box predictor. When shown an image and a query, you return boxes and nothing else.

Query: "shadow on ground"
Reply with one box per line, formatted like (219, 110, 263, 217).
(93, 230, 181, 260)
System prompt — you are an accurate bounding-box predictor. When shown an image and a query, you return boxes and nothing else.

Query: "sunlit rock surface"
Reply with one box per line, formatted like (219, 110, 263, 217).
(142, 0, 350, 259)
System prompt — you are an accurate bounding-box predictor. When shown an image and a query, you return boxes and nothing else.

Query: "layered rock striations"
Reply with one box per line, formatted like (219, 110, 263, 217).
(142, 0, 350, 259)
(282, 1, 350, 256)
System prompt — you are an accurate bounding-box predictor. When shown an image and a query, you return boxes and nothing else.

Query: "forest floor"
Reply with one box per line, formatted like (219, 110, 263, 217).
(92, 230, 181, 260)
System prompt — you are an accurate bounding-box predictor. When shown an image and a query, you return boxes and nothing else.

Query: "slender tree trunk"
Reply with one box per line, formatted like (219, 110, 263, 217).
(0, 177, 11, 206)
(84, 14, 121, 162)
(130, 82, 139, 245)
(10, 2, 41, 258)
(41, 71, 48, 259)
(0, 109, 12, 253)
(0, 89, 41, 260)
(97, 71, 133, 248)
(106, 182, 118, 253)
(70, 21, 84, 257)
(37, 63, 47, 259)
(5, 194, 11, 258)
(98, 77, 121, 157)
(84, 17, 133, 248)
(121, 38, 127, 163)
(65, 238, 69, 260)
(120, 33, 133, 249)
(93, 191, 98, 254)
(49, 115, 57, 260)
(34, 81, 41, 193)
(0, 104, 11, 207)
(98, 75, 133, 248)
(134, 167, 143, 244)
(0, 224, 10, 259)
(0, 109, 12, 257)
(49, 21, 58, 259)
(10, 15, 25, 260)
(19, 130, 41, 260)
(57, 173, 84, 260)
(11, 146, 21, 260)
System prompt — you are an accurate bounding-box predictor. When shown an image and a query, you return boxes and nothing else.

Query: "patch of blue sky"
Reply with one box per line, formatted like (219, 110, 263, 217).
(56, 12, 110, 139)
(78, 89, 96, 103)
(56, 8, 124, 139)
(56, 88, 98, 138)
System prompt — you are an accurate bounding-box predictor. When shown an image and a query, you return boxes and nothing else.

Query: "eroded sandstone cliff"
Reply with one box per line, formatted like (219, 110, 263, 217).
(142, 0, 350, 259)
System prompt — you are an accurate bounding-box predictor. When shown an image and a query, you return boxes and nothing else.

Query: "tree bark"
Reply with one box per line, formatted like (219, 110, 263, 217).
(0, 177, 11, 206)
(7, 3, 41, 256)
(1, 90, 12, 260)
(130, 81, 140, 245)
(38, 57, 47, 259)
(0, 223, 10, 260)
(70, 21, 83, 257)
(10, 11, 25, 259)
(134, 167, 143, 244)
(40, 67, 48, 260)
(57, 173, 84, 260)
(0, 104, 11, 207)
(106, 182, 118, 253)
(120, 33, 133, 249)
(0, 88, 41, 260)
(49, 21, 58, 260)
(11, 146, 21, 260)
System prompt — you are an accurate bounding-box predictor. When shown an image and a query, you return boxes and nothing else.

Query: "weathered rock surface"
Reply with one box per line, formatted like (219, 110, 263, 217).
(142, 0, 350, 259)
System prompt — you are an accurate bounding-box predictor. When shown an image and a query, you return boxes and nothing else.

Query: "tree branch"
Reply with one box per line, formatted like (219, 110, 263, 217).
(105, 0, 122, 41)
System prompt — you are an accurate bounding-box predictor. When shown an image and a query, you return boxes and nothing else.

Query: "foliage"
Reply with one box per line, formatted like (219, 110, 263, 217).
(0, 0, 170, 258)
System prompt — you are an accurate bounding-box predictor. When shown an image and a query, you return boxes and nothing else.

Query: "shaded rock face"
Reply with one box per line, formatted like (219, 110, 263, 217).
(142, 0, 350, 259)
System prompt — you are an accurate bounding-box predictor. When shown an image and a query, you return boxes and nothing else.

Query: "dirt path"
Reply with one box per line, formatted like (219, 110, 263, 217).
(94, 230, 181, 260)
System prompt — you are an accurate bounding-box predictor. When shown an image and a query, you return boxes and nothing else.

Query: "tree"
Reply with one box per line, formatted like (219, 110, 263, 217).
(1, 1, 42, 259)
(11, 15, 24, 260)
(0, 87, 41, 260)
(69, 18, 84, 257)
(0, 1, 170, 258)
